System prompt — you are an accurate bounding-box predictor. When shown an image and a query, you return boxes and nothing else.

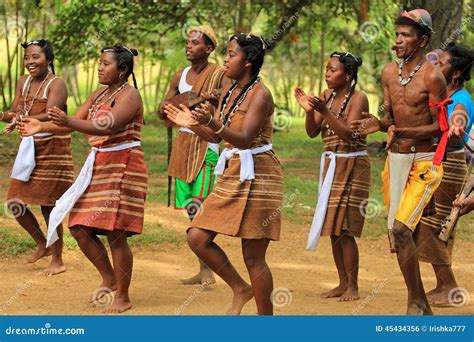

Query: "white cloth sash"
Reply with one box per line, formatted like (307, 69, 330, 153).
(46, 141, 141, 247)
(178, 127, 219, 154)
(214, 144, 273, 183)
(306, 150, 368, 251)
(11, 133, 52, 182)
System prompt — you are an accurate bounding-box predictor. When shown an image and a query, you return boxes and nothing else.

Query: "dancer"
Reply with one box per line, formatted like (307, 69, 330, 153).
(351, 9, 448, 315)
(19, 44, 147, 313)
(2, 39, 73, 275)
(294, 51, 370, 301)
(165, 34, 284, 315)
(158, 25, 226, 285)
(415, 43, 473, 306)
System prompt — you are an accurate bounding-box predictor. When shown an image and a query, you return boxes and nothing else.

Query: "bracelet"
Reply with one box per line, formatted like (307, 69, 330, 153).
(214, 124, 225, 135)
(204, 115, 213, 126)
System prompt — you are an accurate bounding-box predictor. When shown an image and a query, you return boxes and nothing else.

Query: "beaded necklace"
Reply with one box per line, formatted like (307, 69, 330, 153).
(23, 73, 51, 116)
(325, 89, 351, 135)
(220, 78, 260, 125)
(88, 82, 128, 119)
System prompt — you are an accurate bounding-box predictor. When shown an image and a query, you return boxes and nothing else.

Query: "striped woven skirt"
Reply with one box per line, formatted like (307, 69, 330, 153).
(415, 152, 468, 265)
(68, 146, 148, 235)
(7, 134, 74, 206)
(320, 154, 371, 237)
(190, 151, 284, 240)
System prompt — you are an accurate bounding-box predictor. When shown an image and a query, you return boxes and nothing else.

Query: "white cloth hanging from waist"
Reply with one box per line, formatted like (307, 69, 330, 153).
(307, 150, 368, 251)
(214, 144, 273, 183)
(11, 133, 53, 182)
(178, 127, 219, 154)
(46, 141, 141, 247)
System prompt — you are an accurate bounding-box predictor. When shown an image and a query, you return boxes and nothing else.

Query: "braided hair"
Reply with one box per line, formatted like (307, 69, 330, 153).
(330, 51, 363, 114)
(21, 39, 56, 74)
(101, 44, 139, 89)
(445, 42, 474, 85)
(220, 34, 270, 124)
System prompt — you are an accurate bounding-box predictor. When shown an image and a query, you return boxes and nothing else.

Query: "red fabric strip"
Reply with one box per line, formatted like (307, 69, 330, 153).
(429, 98, 453, 166)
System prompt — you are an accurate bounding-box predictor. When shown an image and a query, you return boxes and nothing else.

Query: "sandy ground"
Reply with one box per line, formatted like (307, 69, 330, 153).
(0, 202, 473, 316)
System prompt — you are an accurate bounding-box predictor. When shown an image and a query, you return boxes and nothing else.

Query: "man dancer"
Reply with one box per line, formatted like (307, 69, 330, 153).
(351, 9, 449, 314)
(158, 25, 227, 285)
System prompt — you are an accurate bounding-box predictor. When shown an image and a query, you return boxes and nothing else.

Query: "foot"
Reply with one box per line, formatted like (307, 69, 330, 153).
(338, 287, 360, 301)
(101, 294, 132, 314)
(88, 281, 117, 305)
(426, 287, 444, 304)
(407, 303, 432, 315)
(429, 288, 458, 307)
(320, 284, 347, 299)
(42, 261, 66, 276)
(226, 285, 254, 315)
(25, 246, 51, 264)
(180, 270, 216, 285)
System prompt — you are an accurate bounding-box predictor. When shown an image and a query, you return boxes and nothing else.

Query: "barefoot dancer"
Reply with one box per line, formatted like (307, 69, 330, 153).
(351, 9, 449, 315)
(19, 44, 147, 314)
(1, 39, 73, 275)
(165, 34, 283, 315)
(158, 25, 227, 285)
(294, 52, 370, 301)
(415, 43, 473, 307)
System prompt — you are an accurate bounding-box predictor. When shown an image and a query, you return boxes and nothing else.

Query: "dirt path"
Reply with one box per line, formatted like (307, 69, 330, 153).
(0, 202, 473, 315)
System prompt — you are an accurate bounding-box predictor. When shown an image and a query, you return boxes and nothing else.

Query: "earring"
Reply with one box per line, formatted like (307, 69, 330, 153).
(452, 77, 459, 87)
(119, 73, 124, 79)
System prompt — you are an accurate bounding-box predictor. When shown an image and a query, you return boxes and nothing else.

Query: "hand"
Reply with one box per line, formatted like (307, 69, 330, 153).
(17, 117, 42, 137)
(350, 112, 381, 136)
(308, 95, 330, 116)
(385, 125, 397, 150)
(192, 102, 214, 125)
(294, 87, 313, 113)
(200, 91, 219, 106)
(453, 195, 474, 216)
(448, 124, 466, 138)
(47, 106, 69, 127)
(164, 103, 199, 127)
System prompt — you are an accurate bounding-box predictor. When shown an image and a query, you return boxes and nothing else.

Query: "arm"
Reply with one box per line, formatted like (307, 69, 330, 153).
(157, 71, 181, 125)
(395, 67, 447, 139)
(1, 76, 27, 122)
(378, 69, 395, 132)
(35, 78, 68, 122)
(294, 87, 325, 138)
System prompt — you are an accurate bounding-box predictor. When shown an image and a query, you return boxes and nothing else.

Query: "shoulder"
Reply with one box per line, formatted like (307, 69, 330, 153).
(121, 84, 141, 101)
(351, 90, 369, 103)
(253, 81, 273, 103)
(170, 68, 185, 84)
(423, 62, 444, 84)
(16, 74, 30, 89)
(48, 77, 67, 90)
(381, 62, 397, 82)
(321, 88, 333, 100)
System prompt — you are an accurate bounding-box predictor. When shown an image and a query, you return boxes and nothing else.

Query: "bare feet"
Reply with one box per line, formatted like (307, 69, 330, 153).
(429, 288, 457, 307)
(407, 303, 432, 315)
(88, 281, 117, 305)
(42, 261, 66, 276)
(338, 287, 360, 301)
(101, 294, 132, 314)
(180, 270, 216, 285)
(25, 246, 51, 264)
(226, 285, 254, 315)
(320, 284, 347, 299)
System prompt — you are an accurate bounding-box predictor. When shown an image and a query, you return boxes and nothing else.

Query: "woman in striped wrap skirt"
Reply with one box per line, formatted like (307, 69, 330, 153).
(1, 39, 73, 276)
(19, 44, 147, 314)
(165, 34, 284, 315)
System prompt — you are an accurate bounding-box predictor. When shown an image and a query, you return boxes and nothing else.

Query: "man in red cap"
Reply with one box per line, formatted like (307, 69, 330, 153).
(351, 9, 449, 315)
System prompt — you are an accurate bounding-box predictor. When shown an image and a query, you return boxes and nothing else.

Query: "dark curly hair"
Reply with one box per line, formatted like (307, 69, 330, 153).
(21, 39, 56, 74)
(445, 42, 474, 85)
